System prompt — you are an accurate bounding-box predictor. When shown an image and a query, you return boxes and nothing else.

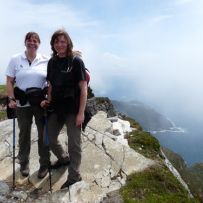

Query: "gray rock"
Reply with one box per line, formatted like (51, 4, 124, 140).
(0, 195, 8, 203)
(0, 180, 9, 195)
(11, 190, 28, 201)
(101, 190, 124, 203)
(87, 97, 117, 118)
(0, 111, 156, 203)
(88, 111, 112, 133)
(122, 146, 154, 175)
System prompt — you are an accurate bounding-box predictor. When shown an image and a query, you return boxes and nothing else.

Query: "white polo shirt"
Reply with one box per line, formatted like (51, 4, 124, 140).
(5, 52, 49, 106)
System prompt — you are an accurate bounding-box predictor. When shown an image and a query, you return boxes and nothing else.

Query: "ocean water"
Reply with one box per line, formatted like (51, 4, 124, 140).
(111, 100, 203, 166)
(152, 124, 203, 166)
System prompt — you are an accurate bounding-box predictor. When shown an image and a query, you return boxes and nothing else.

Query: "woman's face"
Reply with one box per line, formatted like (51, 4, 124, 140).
(53, 35, 68, 57)
(25, 35, 40, 54)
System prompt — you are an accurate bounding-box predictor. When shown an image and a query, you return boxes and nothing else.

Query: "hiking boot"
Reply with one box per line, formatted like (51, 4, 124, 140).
(20, 163, 29, 177)
(60, 177, 82, 189)
(38, 166, 48, 179)
(51, 158, 70, 169)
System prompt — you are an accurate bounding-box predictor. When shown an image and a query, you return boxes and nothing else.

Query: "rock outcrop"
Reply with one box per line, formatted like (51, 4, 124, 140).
(87, 97, 117, 118)
(0, 111, 155, 203)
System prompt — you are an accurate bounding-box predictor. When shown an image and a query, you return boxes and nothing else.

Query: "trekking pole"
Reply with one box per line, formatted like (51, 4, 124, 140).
(12, 117, 16, 189)
(6, 97, 17, 189)
(44, 109, 52, 193)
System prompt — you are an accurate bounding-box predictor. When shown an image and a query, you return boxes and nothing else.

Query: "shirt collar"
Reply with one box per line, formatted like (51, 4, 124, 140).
(22, 52, 41, 61)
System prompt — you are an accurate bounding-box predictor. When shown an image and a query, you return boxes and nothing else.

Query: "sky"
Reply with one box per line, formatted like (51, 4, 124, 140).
(1, 0, 203, 124)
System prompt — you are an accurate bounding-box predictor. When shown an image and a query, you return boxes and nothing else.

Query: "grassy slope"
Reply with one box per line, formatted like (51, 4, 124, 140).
(120, 118, 200, 203)
(162, 147, 203, 202)
(0, 84, 6, 95)
(0, 85, 7, 120)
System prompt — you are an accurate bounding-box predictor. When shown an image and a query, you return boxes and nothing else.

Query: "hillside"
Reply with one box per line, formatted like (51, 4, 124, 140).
(0, 85, 6, 102)
(162, 147, 203, 202)
(112, 100, 173, 131)
(0, 85, 6, 120)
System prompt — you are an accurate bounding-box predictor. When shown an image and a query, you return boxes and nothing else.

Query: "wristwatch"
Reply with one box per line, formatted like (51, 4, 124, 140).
(8, 96, 16, 102)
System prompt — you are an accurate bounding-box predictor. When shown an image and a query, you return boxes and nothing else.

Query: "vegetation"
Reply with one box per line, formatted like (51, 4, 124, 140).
(112, 100, 173, 131)
(0, 110, 6, 121)
(120, 116, 200, 202)
(0, 85, 7, 120)
(128, 130, 160, 159)
(161, 147, 187, 171)
(0, 84, 6, 95)
(182, 163, 203, 202)
(88, 86, 94, 98)
(162, 147, 203, 202)
(120, 165, 199, 203)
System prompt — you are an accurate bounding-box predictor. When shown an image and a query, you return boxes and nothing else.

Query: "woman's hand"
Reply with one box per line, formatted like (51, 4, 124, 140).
(8, 100, 17, 108)
(40, 100, 50, 108)
(76, 112, 84, 127)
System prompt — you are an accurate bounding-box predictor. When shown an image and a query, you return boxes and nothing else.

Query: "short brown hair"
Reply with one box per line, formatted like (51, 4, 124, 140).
(50, 29, 73, 57)
(24, 32, 41, 43)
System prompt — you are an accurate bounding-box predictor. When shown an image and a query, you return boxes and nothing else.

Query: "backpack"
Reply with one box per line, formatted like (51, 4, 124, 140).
(72, 56, 90, 85)
(72, 56, 93, 131)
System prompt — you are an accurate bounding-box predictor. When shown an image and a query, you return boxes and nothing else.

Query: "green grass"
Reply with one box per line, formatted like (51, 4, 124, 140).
(120, 165, 199, 203)
(0, 85, 6, 95)
(0, 110, 7, 121)
(0, 85, 7, 121)
(120, 116, 200, 202)
(128, 130, 160, 159)
(181, 163, 203, 202)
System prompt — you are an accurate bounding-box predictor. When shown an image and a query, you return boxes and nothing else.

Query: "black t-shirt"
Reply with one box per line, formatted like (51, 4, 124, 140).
(47, 56, 86, 85)
(47, 56, 86, 114)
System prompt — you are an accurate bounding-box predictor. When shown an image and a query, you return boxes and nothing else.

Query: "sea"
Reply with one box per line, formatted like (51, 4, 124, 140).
(151, 117, 203, 166)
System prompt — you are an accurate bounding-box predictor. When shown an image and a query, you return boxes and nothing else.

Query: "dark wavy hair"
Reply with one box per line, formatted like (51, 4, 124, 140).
(50, 29, 74, 57)
(24, 32, 40, 43)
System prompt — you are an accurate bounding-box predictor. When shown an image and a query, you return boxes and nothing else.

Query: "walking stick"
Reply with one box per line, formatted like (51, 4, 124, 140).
(12, 118, 16, 189)
(44, 109, 52, 193)
(6, 97, 17, 189)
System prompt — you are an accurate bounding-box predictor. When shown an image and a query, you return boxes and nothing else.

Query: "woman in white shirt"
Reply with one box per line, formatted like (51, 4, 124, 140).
(6, 32, 50, 179)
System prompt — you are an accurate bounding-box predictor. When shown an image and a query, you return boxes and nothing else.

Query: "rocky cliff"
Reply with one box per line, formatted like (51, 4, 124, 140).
(0, 96, 199, 202)
(0, 111, 154, 202)
(162, 147, 203, 202)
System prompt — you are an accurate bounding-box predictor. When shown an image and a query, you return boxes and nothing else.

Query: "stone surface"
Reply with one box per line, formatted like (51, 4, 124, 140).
(88, 111, 112, 133)
(0, 179, 9, 195)
(0, 111, 155, 202)
(87, 97, 117, 118)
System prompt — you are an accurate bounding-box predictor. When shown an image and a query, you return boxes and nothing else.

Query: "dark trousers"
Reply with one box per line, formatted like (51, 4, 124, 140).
(17, 106, 50, 167)
(48, 113, 82, 181)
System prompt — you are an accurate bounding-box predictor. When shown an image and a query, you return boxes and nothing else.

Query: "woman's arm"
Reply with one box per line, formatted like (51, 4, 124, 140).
(76, 81, 87, 127)
(47, 82, 52, 102)
(6, 76, 16, 108)
(40, 81, 52, 108)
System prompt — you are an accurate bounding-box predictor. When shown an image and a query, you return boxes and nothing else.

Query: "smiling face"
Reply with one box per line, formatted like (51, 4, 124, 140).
(24, 33, 40, 55)
(50, 29, 73, 57)
(53, 35, 68, 57)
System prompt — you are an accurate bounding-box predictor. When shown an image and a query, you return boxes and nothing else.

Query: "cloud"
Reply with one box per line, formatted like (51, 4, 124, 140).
(149, 14, 174, 25)
(0, 0, 98, 82)
(1, 0, 203, 124)
(0, 1, 97, 29)
(175, 0, 193, 5)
